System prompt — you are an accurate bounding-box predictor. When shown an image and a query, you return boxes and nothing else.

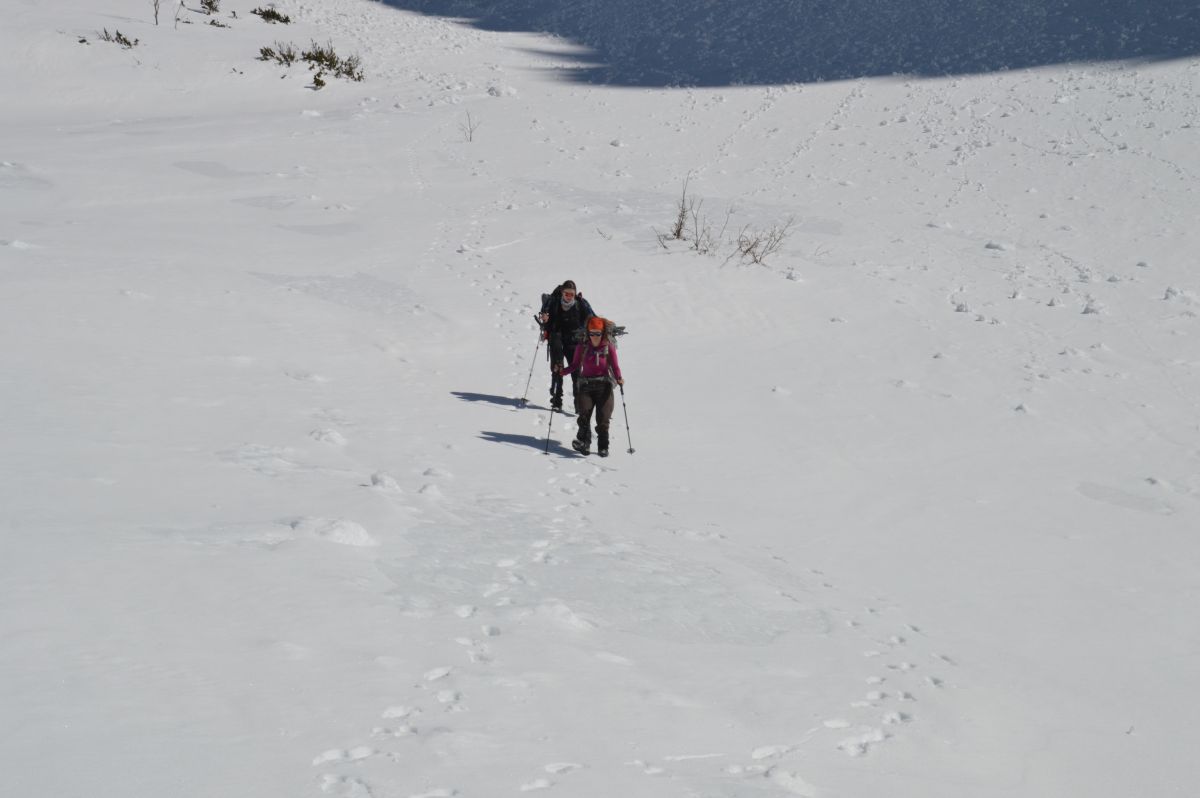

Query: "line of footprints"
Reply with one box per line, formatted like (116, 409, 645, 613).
(311, 529, 957, 796)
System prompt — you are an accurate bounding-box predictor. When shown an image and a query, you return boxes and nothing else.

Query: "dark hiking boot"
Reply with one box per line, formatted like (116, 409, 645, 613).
(597, 433, 609, 458)
(571, 437, 590, 456)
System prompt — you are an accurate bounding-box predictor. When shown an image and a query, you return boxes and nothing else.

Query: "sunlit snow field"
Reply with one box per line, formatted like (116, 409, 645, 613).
(2, 1, 1198, 796)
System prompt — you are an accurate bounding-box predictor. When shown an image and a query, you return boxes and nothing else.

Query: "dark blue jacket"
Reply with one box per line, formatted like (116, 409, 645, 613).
(541, 288, 595, 360)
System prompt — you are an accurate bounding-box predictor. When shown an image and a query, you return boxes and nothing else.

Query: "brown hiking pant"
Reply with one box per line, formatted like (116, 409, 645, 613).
(575, 380, 614, 446)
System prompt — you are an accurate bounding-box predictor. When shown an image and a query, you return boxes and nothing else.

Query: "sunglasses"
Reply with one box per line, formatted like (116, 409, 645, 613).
(587, 331, 603, 337)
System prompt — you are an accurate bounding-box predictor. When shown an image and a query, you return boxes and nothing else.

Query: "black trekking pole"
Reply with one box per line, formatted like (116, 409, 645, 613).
(619, 384, 635, 454)
(518, 332, 542, 407)
(543, 401, 555, 454)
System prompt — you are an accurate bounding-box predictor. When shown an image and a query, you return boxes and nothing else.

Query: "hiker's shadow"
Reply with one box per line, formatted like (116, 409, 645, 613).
(480, 430, 574, 456)
(453, 391, 560, 414)
(452, 391, 520, 408)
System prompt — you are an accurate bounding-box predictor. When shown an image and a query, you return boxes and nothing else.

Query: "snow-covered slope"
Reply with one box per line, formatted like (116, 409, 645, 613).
(2, 2, 1198, 797)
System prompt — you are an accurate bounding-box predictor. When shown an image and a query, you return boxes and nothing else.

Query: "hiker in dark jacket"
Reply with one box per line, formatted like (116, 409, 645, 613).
(539, 279, 594, 411)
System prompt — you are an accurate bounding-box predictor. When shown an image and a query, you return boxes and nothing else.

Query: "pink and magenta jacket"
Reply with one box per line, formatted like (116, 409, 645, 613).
(562, 341, 622, 381)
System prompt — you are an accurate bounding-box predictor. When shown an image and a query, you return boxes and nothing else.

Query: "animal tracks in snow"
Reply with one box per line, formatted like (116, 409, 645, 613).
(821, 603, 961, 758)
(301, 469, 965, 797)
(319, 774, 373, 798)
(231, 219, 965, 791)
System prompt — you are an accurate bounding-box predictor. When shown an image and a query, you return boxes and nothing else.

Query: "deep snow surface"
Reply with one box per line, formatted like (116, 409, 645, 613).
(2, 2, 1199, 797)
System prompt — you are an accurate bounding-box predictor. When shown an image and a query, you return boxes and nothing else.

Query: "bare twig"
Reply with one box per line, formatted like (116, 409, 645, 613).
(669, 175, 691, 240)
(735, 217, 795, 265)
(459, 111, 481, 142)
(688, 197, 717, 254)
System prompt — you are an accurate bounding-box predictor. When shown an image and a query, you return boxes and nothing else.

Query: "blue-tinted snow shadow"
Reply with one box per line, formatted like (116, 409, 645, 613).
(379, 0, 1200, 86)
(480, 430, 574, 456)
(451, 391, 570, 415)
(452, 391, 522, 407)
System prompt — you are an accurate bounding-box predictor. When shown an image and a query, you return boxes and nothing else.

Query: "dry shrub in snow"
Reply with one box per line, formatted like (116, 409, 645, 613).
(251, 5, 291, 24)
(657, 176, 727, 253)
(735, 218, 794, 265)
(658, 176, 788, 264)
(98, 28, 138, 48)
(301, 40, 365, 81)
(258, 41, 298, 66)
(258, 40, 365, 84)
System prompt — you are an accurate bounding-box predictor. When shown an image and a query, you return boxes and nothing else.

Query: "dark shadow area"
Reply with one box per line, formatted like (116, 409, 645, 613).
(480, 430, 574, 456)
(451, 391, 521, 407)
(452, 391, 575, 416)
(527, 404, 575, 417)
(381, 0, 1199, 86)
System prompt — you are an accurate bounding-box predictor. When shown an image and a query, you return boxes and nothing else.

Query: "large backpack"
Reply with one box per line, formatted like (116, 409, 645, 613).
(573, 316, 626, 349)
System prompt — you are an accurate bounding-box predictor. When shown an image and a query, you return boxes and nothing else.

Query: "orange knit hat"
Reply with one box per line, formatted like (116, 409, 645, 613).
(586, 316, 606, 333)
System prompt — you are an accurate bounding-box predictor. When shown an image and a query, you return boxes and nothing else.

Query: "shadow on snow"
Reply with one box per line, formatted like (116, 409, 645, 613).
(452, 391, 572, 416)
(480, 430, 574, 456)
(454, 392, 577, 454)
(451, 391, 522, 407)
(379, 0, 1200, 86)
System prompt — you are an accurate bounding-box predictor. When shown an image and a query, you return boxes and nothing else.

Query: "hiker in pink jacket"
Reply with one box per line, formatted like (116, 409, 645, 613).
(556, 316, 624, 457)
